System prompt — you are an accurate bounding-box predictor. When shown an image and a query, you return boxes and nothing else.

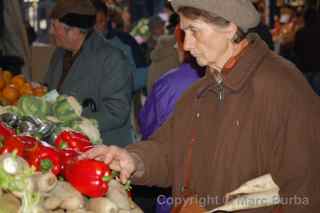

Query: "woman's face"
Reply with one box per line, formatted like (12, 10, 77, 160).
(180, 14, 235, 68)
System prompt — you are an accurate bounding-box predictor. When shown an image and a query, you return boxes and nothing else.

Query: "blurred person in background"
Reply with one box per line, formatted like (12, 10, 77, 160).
(141, 15, 166, 64)
(94, 0, 147, 69)
(147, 34, 180, 93)
(278, 6, 299, 61)
(294, 8, 320, 95)
(139, 26, 204, 140)
(250, 1, 274, 50)
(0, 0, 31, 79)
(45, 0, 133, 147)
(25, 21, 37, 46)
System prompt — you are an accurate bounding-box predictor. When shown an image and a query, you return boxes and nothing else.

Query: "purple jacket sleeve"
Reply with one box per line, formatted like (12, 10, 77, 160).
(139, 77, 177, 139)
(139, 64, 200, 139)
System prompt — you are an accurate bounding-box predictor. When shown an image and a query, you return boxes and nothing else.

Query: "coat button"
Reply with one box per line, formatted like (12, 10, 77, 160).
(196, 113, 200, 118)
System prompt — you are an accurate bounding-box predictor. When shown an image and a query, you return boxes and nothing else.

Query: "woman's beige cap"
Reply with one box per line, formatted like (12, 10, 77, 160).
(170, 0, 260, 32)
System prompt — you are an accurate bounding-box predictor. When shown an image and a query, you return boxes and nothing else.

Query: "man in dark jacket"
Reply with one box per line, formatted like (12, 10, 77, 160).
(45, 0, 134, 147)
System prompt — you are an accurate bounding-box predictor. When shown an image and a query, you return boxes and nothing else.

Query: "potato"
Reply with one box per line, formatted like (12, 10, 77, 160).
(50, 210, 65, 213)
(48, 181, 84, 210)
(107, 180, 130, 210)
(0, 193, 21, 213)
(33, 171, 58, 193)
(87, 197, 119, 213)
(61, 196, 84, 210)
(43, 196, 62, 210)
(67, 209, 95, 213)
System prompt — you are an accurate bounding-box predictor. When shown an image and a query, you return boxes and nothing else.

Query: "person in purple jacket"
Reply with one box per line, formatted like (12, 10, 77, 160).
(138, 26, 204, 140)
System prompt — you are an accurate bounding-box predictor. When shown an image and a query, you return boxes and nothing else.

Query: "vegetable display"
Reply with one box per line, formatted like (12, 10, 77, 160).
(0, 91, 142, 213)
(0, 91, 102, 144)
(0, 153, 141, 213)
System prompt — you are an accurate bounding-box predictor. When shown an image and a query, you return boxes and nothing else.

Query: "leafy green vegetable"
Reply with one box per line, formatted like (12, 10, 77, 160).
(0, 158, 33, 192)
(52, 96, 82, 122)
(0, 154, 41, 213)
(17, 96, 51, 118)
(20, 189, 41, 213)
(71, 118, 102, 144)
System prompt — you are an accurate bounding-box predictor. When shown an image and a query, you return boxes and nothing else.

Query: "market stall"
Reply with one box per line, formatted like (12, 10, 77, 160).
(0, 87, 143, 212)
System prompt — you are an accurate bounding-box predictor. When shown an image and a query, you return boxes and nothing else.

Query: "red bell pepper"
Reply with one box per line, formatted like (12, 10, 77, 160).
(58, 149, 78, 177)
(27, 144, 61, 176)
(0, 122, 15, 140)
(17, 135, 39, 153)
(65, 159, 111, 197)
(0, 136, 24, 157)
(54, 131, 93, 153)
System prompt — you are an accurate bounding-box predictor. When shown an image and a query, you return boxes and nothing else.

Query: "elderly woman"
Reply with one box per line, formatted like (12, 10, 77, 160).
(81, 0, 320, 212)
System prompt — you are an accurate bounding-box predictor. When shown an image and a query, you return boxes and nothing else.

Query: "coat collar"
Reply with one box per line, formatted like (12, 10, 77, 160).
(223, 33, 270, 91)
(196, 34, 270, 98)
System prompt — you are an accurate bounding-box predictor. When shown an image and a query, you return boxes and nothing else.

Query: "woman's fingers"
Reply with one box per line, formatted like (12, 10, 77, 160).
(79, 145, 109, 159)
(79, 145, 136, 182)
(109, 160, 121, 171)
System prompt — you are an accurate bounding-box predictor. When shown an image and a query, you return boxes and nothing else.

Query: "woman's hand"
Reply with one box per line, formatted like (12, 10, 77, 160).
(79, 145, 144, 183)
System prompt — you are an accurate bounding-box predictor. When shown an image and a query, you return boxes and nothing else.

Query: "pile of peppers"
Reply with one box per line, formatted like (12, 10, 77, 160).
(0, 123, 115, 197)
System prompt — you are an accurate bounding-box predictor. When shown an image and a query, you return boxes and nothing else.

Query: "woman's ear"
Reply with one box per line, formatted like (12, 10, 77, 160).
(225, 22, 238, 42)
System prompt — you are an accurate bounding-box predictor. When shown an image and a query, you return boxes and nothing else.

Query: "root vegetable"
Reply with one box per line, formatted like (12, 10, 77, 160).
(43, 196, 62, 210)
(50, 210, 65, 213)
(48, 181, 84, 210)
(130, 208, 144, 213)
(118, 196, 143, 213)
(30, 206, 46, 213)
(0, 193, 20, 213)
(67, 209, 94, 213)
(33, 171, 57, 193)
(12, 177, 35, 198)
(119, 210, 142, 213)
(61, 196, 84, 210)
(87, 197, 119, 213)
(107, 180, 130, 210)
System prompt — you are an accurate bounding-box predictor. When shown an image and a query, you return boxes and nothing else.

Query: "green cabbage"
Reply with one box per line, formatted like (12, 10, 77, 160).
(52, 95, 82, 123)
(71, 118, 102, 144)
(17, 96, 51, 118)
